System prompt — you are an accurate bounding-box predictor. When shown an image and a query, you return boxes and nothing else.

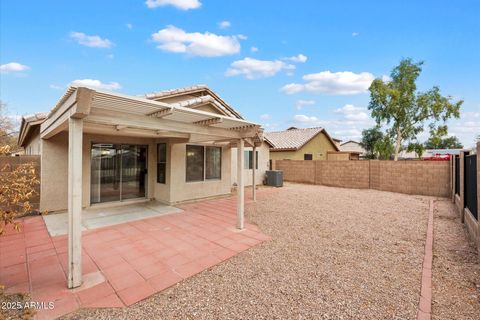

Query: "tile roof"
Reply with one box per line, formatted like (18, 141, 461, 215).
(264, 127, 325, 151)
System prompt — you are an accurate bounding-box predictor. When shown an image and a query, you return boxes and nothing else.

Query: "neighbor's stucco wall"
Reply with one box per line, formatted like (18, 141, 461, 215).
(40, 131, 68, 212)
(231, 142, 270, 186)
(270, 132, 337, 165)
(340, 141, 366, 154)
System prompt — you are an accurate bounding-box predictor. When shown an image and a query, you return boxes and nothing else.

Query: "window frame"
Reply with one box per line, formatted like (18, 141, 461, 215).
(186, 144, 222, 182)
(304, 153, 313, 160)
(157, 143, 167, 184)
(244, 150, 259, 169)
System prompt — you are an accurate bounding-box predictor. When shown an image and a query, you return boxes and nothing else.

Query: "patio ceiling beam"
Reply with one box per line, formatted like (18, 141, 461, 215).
(192, 117, 223, 126)
(149, 108, 174, 118)
(86, 109, 259, 139)
(41, 87, 95, 139)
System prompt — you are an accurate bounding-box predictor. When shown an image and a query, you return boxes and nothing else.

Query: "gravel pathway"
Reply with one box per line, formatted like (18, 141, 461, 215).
(62, 183, 432, 319)
(432, 199, 480, 319)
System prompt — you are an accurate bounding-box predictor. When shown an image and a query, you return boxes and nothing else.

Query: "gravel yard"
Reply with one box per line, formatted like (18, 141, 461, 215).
(61, 183, 478, 319)
(432, 200, 480, 319)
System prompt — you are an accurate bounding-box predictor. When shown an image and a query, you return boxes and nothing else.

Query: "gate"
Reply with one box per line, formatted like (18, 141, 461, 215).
(455, 156, 460, 195)
(464, 154, 477, 220)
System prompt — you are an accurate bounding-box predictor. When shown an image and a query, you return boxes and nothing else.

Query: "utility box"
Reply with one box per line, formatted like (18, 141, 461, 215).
(266, 170, 283, 187)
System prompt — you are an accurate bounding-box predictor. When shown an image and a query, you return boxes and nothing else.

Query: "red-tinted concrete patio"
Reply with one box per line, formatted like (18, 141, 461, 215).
(0, 191, 273, 320)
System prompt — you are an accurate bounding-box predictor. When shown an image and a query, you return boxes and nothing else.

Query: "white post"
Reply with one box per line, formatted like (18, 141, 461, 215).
(252, 145, 257, 202)
(68, 117, 83, 288)
(237, 139, 244, 229)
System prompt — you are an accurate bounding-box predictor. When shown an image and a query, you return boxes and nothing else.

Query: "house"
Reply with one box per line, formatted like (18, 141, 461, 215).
(264, 127, 339, 166)
(326, 151, 361, 161)
(339, 140, 366, 158)
(18, 84, 265, 288)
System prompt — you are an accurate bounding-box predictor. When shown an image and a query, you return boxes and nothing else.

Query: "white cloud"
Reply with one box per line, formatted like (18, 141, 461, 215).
(293, 114, 320, 124)
(352, 32, 360, 37)
(0, 62, 29, 74)
(225, 57, 295, 79)
(70, 32, 114, 48)
(281, 71, 375, 95)
(250, 46, 258, 53)
(49, 84, 64, 90)
(334, 104, 369, 122)
(237, 34, 248, 40)
(284, 54, 307, 63)
(295, 99, 315, 110)
(382, 75, 392, 83)
(218, 20, 231, 29)
(70, 79, 122, 91)
(260, 114, 271, 120)
(126, 23, 133, 29)
(145, 0, 201, 10)
(151, 25, 242, 57)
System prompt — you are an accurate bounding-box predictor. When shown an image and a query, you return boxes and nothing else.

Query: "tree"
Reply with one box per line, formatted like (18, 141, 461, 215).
(368, 58, 462, 160)
(425, 135, 463, 149)
(0, 101, 19, 155)
(374, 135, 395, 160)
(360, 126, 384, 159)
(0, 102, 40, 235)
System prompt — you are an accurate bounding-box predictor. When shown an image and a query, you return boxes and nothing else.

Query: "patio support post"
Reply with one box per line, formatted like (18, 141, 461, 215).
(68, 117, 83, 288)
(252, 145, 257, 202)
(237, 138, 244, 229)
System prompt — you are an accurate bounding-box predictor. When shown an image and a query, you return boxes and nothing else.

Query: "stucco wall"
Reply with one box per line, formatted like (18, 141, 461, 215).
(168, 143, 232, 203)
(38, 132, 239, 209)
(231, 142, 270, 186)
(40, 132, 68, 212)
(23, 126, 41, 155)
(270, 132, 337, 165)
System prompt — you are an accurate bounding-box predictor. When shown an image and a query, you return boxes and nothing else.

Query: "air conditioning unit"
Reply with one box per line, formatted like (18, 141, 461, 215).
(266, 170, 283, 187)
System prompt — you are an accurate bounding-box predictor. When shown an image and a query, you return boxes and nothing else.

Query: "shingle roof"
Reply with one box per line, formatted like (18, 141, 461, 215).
(264, 127, 326, 151)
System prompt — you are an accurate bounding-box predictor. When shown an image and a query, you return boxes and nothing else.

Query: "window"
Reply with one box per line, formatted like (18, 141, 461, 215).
(244, 150, 259, 169)
(186, 145, 204, 182)
(206, 146, 222, 179)
(157, 143, 166, 183)
(186, 145, 222, 182)
(304, 153, 313, 160)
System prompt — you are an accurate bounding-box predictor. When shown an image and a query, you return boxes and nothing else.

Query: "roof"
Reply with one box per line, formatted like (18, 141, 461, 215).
(145, 85, 243, 120)
(18, 112, 49, 147)
(264, 127, 340, 151)
(340, 140, 361, 146)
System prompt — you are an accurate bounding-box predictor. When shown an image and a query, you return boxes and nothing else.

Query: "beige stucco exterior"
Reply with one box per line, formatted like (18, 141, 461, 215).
(36, 131, 239, 211)
(231, 142, 270, 186)
(270, 131, 337, 164)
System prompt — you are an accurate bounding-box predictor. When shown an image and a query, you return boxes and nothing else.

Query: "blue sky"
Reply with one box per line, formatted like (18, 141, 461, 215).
(1, 0, 479, 146)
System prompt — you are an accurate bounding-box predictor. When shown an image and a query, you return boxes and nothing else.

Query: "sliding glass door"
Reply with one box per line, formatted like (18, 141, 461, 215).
(91, 144, 147, 204)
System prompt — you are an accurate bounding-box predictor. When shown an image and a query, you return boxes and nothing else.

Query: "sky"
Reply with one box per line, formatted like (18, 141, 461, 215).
(1, 0, 479, 147)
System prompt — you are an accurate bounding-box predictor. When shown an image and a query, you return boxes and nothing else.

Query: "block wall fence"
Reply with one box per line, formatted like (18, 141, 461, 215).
(275, 159, 450, 197)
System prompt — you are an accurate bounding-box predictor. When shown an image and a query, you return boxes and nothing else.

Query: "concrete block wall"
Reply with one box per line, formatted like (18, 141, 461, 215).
(275, 159, 450, 197)
(0, 155, 41, 211)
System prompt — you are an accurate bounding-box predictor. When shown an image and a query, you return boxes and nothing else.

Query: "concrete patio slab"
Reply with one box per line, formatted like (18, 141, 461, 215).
(42, 201, 183, 236)
(0, 189, 275, 320)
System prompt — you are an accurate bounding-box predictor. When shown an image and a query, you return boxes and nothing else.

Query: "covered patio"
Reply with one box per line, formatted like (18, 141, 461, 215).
(0, 192, 271, 320)
(38, 86, 264, 289)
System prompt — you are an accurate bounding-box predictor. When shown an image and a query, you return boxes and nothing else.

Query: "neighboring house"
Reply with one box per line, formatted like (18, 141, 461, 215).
(264, 127, 339, 166)
(332, 138, 342, 149)
(339, 140, 367, 158)
(18, 84, 266, 288)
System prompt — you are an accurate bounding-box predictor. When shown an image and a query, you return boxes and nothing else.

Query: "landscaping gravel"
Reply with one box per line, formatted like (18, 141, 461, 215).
(63, 183, 434, 320)
(432, 199, 480, 319)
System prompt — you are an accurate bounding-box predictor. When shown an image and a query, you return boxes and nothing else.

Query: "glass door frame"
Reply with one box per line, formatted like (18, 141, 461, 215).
(90, 142, 148, 205)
